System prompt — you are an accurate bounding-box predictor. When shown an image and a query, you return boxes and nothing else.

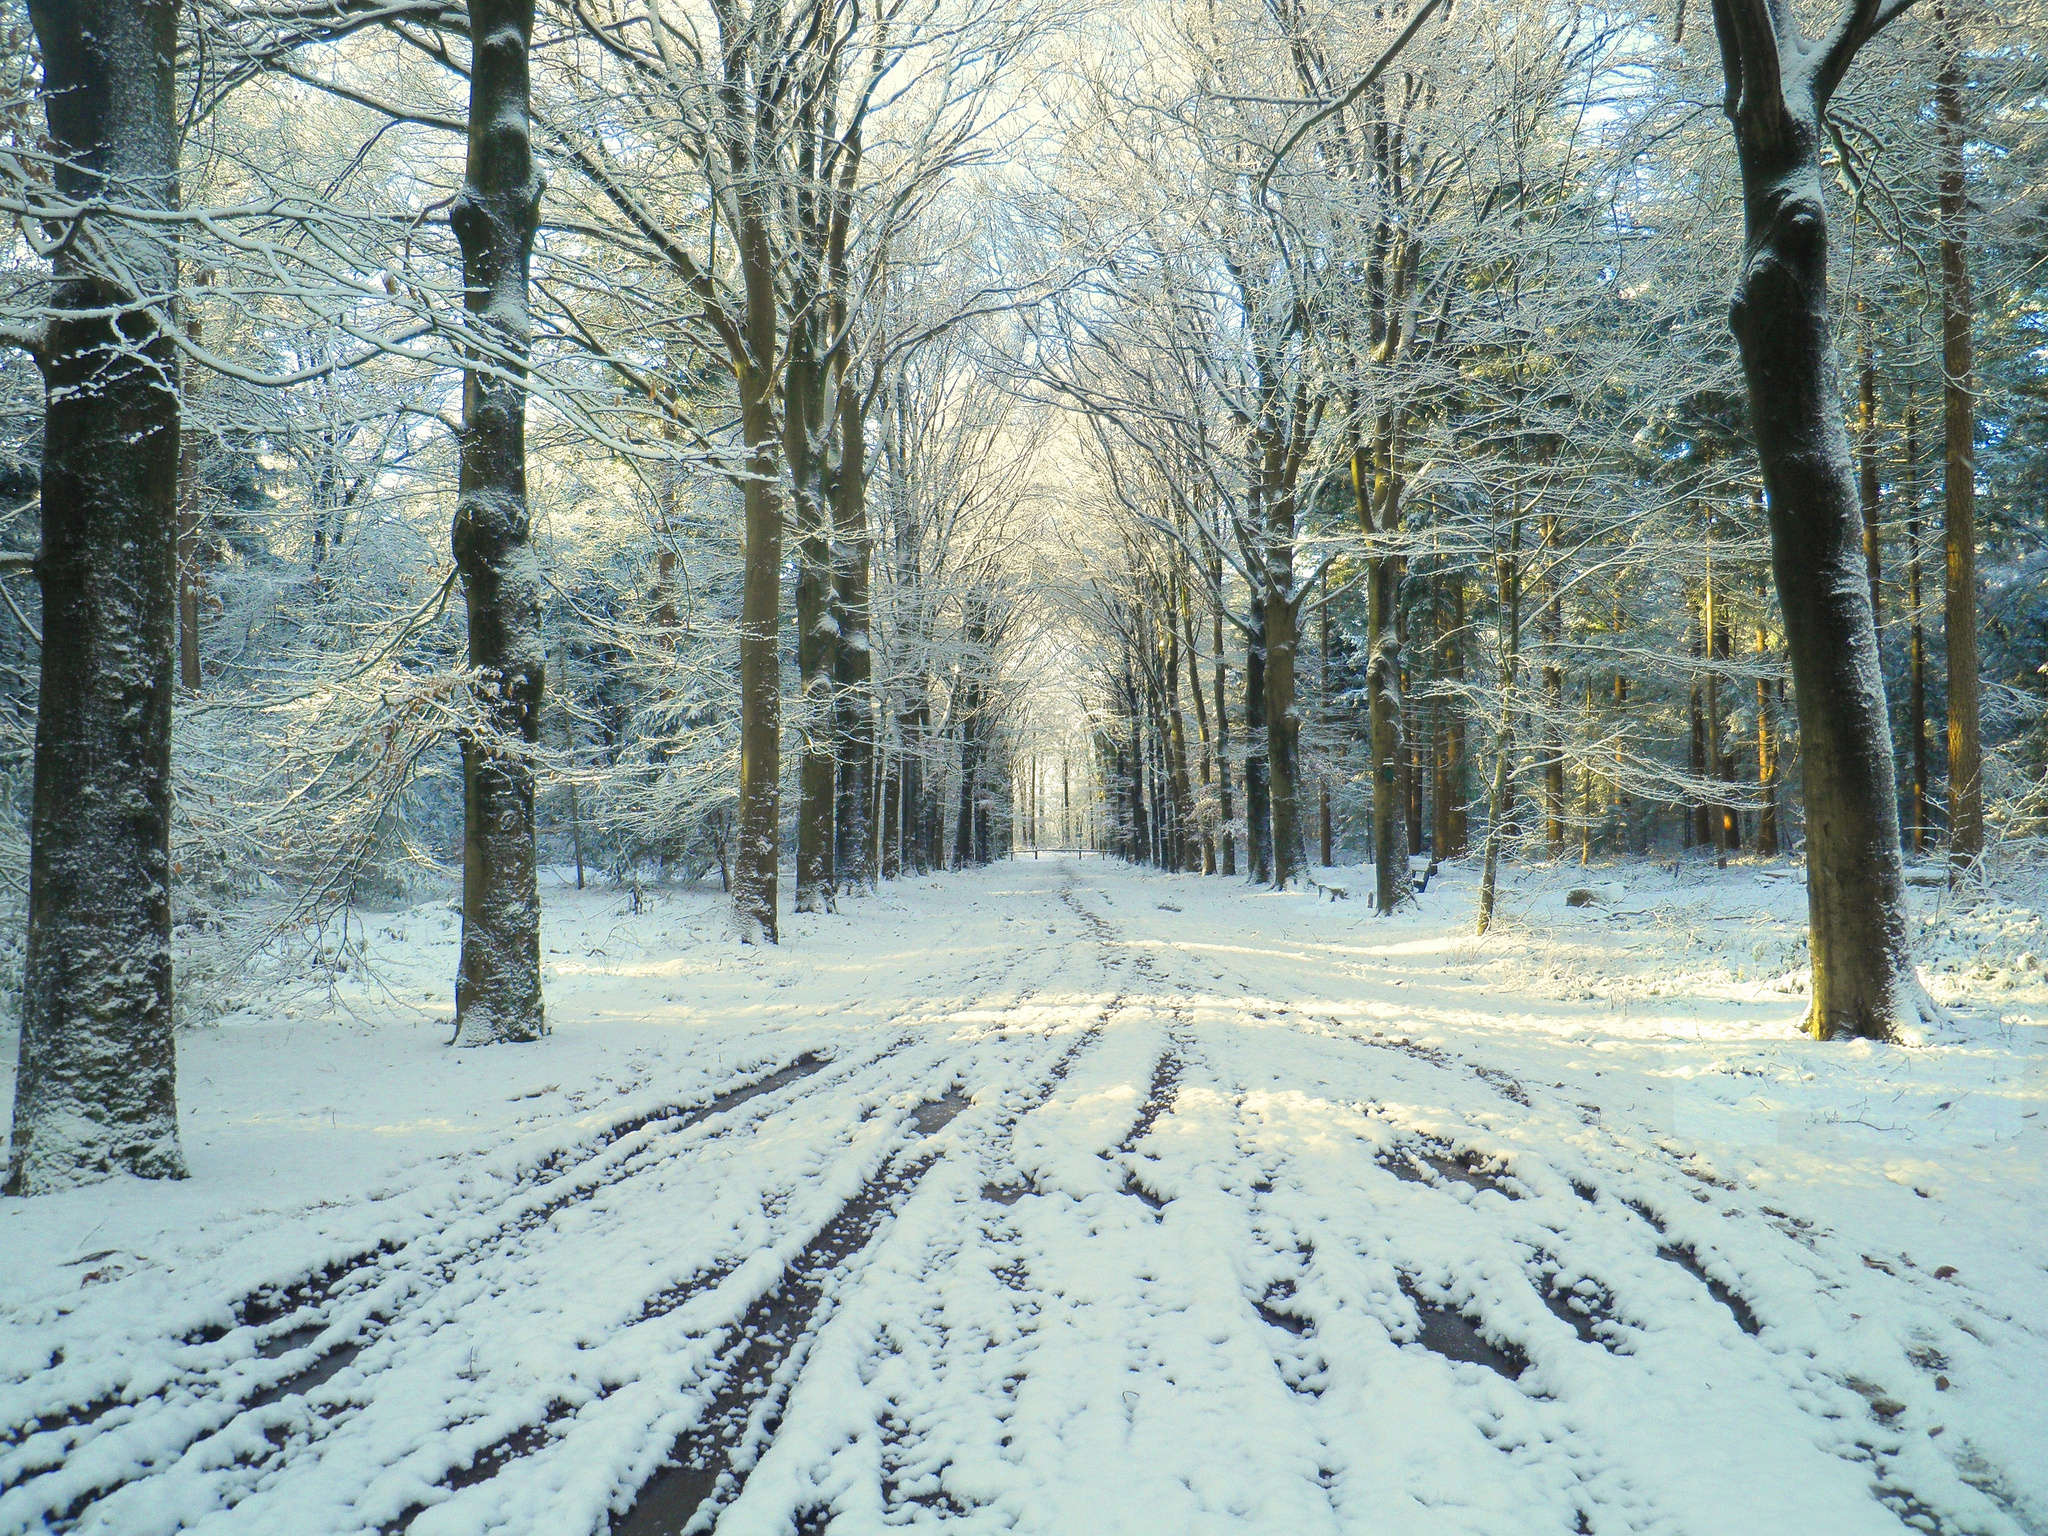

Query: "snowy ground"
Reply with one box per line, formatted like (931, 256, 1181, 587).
(2, 853, 2045, 1536)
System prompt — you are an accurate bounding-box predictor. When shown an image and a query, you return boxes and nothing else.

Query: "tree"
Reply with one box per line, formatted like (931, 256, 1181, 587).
(1709, 0, 1930, 1038)
(5, 0, 189, 1191)
(1937, 1, 1983, 869)
(449, 0, 546, 1043)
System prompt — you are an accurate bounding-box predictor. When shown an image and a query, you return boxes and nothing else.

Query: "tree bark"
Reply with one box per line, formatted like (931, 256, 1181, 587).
(1857, 332, 1882, 619)
(1905, 404, 1929, 856)
(790, 340, 837, 914)
(1938, 13, 1982, 868)
(1542, 520, 1565, 859)
(1355, 447, 1404, 910)
(1264, 581, 1304, 888)
(1714, 0, 1922, 1038)
(1181, 582, 1216, 874)
(450, 0, 546, 1046)
(1244, 598, 1271, 883)
(7, 0, 188, 1192)
(1476, 516, 1521, 935)
(832, 374, 874, 892)
(1213, 555, 1236, 876)
(1449, 578, 1468, 854)
(176, 309, 204, 692)
(732, 207, 783, 940)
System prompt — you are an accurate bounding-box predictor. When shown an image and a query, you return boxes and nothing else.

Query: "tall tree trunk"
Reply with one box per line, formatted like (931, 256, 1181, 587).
(176, 309, 204, 692)
(1704, 555, 1728, 865)
(1181, 584, 1216, 874)
(1264, 583, 1303, 888)
(1857, 330, 1882, 619)
(1213, 556, 1236, 876)
(1449, 578, 1468, 854)
(1938, 12, 1982, 869)
(561, 705, 586, 890)
(1756, 569, 1781, 855)
(1476, 519, 1522, 936)
(1542, 518, 1565, 859)
(832, 394, 874, 888)
(732, 207, 783, 940)
(1687, 613, 1706, 850)
(1318, 581, 1332, 867)
(1905, 404, 1929, 856)
(450, 0, 546, 1045)
(789, 331, 837, 913)
(7, 0, 188, 1192)
(1715, 0, 1920, 1039)
(1610, 593, 1629, 852)
(1244, 598, 1271, 883)
(1357, 447, 1404, 910)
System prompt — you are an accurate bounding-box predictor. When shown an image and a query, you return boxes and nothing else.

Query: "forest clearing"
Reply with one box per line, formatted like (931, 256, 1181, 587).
(3, 856, 2044, 1535)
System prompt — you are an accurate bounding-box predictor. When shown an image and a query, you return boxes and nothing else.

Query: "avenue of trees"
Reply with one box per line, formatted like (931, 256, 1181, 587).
(1042, 0, 2048, 1032)
(0, 0, 2044, 1190)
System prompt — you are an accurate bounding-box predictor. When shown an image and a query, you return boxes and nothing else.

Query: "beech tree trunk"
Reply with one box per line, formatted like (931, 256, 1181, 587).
(1213, 560, 1236, 876)
(732, 217, 783, 941)
(1714, 0, 1922, 1039)
(1449, 579, 1468, 855)
(449, 0, 546, 1046)
(789, 340, 837, 914)
(1476, 519, 1521, 936)
(832, 377, 874, 891)
(176, 310, 204, 692)
(1264, 584, 1304, 888)
(1541, 515, 1565, 857)
(8, 0, 188, 1192)
(1355, 448, 1404, 910)
(1243, 598, 1271, 883)
(1857, 336, 1882, 618)
(1938, 16, 1982, 868)
(1905, 404, 1929, 856)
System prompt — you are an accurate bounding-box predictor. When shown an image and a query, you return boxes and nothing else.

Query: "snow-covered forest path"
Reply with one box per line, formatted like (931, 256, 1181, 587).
(3, 859, 2045, 1536)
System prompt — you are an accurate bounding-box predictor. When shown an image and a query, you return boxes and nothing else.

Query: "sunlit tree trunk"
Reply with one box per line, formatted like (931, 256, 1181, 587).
(450, 0, 546, 1044)
(1713, 0, 1923, 1038)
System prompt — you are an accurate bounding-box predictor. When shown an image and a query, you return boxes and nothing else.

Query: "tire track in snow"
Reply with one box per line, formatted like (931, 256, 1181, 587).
(106, 879, 1115, 1536)
(1126, 884, 2036, 1536)
(4, 955, 1064, 1536)
(603, 885, 1128, 1536)
(4, 1044, 933, 1536)
(811, 870, 1351, 1536)
(3, 1049, 851, 1441)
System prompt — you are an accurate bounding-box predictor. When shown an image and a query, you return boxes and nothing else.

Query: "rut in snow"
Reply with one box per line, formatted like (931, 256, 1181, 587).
(3, 862, 2036, 1536)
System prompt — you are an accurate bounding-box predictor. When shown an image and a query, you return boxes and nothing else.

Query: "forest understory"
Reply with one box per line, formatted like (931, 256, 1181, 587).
(1, 855, 2042, 1536)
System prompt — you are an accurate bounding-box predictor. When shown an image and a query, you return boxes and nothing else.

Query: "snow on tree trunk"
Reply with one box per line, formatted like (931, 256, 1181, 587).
(1712, 0, 1927, 1040)
(6, 0, 188, 1193)
(732, 198, 783, 943)
(833, 374, 874, 890)
(450, 0, 546, 1046)
(790, 336, 838, 915)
